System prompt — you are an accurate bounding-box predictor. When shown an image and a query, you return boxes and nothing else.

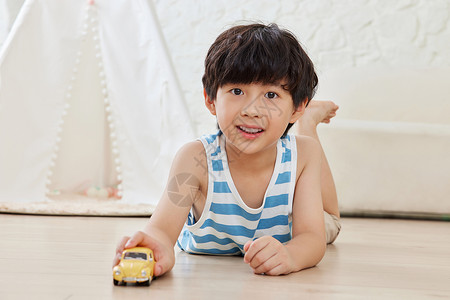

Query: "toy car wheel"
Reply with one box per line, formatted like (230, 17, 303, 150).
(137, 280, 150, 286)
(113, 279, 119, 286)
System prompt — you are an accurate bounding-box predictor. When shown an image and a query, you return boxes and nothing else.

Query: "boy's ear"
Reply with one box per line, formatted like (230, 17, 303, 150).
(289, 99, 307, 123)
(204, 89, 216, 116)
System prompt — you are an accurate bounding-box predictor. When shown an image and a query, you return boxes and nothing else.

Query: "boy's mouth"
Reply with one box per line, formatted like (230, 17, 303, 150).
(237, 125, 264, 138)
(238, 126, 263, 134)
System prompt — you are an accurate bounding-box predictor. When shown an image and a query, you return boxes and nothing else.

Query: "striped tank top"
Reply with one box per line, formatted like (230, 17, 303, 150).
(177, 131, 297, 255)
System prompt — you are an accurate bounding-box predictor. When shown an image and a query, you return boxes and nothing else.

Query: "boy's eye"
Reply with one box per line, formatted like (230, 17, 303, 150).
(231, 88, 243, 95)
(265, 92, 278, 99)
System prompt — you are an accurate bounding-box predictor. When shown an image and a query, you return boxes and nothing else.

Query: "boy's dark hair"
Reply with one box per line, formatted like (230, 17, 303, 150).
(202, 23, 318, 137)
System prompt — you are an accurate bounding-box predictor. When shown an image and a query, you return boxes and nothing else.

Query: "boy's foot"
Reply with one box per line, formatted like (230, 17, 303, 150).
(300, 100, 339, 129)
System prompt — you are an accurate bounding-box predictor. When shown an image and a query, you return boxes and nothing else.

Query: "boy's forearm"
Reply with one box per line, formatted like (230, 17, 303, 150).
(143, 222, 176, 251)
(286, 232, 326, 272)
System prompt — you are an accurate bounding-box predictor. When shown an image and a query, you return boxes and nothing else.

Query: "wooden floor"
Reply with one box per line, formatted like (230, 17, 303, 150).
(0, 214, 449, 300)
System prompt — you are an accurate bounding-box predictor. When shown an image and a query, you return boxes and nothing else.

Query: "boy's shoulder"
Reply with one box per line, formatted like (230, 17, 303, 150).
(175, 131, 222, 166)
(292, 134, 320, 148)
(175, 140, 205, 161)
(170, 140, 206, 177)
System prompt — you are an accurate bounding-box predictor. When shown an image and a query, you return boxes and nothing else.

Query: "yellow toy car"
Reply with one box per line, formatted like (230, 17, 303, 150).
(113, 247, 156, 286)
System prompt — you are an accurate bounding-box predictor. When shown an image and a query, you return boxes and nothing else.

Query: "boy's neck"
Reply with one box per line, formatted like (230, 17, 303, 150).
(225, 140, 278, 173)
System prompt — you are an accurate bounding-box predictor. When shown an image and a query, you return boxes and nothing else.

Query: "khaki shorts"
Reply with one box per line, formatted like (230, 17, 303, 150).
(324, 211, 341, 244)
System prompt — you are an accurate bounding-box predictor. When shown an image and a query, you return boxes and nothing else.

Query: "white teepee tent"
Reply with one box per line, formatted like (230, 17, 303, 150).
(0, 0, 196, 214)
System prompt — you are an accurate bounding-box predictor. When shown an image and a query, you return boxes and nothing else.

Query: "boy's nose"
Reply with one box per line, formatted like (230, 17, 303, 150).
(241, 95, 264, 118)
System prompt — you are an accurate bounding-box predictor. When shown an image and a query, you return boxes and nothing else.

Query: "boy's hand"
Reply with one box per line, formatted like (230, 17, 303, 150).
(243, 236, 296, 275)
(113, 231, 175, 277)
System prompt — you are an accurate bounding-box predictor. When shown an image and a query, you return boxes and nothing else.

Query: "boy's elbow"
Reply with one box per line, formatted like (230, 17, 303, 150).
(288, 231, 327, 271)
(311, 234, 327, 267)
(318, 239, 327, 261)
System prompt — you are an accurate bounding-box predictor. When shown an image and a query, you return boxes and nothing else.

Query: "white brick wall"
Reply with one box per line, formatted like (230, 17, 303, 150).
(153, 0, 450, 134)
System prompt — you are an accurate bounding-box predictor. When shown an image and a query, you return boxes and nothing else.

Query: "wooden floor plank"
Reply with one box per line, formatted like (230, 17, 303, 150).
(0, 214, 449, 299)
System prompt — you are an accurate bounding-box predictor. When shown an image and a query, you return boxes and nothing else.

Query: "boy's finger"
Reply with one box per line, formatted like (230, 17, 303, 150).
(121, 231, 174, 277)
(243, 240, 252, 252)
(113, 236, 131, 268)
(243, 237, 269, 263)
(124, 231, 149, 248)
(112, 253, 122, 268)
(125, 231, 163, 251)
(116, 236, 130, 254)
(154, 262, 165, 277)
(259, 261, 284, 276)
(250, 246, 277, 270)
(125, 231, 167, 262)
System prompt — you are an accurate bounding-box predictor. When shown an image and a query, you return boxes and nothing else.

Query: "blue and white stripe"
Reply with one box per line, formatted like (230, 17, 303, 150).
(177, 131, 297, 255)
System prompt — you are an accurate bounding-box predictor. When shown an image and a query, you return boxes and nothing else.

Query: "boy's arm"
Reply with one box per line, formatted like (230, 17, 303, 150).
(144, 140, 206, 245)
(285, 136, 326, 270)
(244, 136, 326, 275)
(113, 141, 206, 276)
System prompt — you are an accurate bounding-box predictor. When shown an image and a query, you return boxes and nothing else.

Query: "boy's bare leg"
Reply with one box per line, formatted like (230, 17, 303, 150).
(297, 100, 340, 218)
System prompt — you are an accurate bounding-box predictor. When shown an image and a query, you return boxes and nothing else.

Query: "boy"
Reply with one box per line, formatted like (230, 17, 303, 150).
(113, 23, 341, 276)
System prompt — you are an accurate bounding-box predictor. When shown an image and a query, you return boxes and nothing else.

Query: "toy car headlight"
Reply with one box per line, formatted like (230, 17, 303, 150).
(141, 270, 147, 276)
(115, 269, 121, 276)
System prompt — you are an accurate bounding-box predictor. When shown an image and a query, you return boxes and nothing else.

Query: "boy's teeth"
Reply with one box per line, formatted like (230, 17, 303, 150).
(239, 126, 263, 134)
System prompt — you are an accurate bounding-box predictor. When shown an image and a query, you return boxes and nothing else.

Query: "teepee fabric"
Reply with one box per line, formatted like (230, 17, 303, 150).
(0, 0, 195, 207)
(0, 1, 9, 48)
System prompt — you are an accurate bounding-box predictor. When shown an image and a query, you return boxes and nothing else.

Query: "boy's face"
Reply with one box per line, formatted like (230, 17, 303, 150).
(204, 82, 305, 156)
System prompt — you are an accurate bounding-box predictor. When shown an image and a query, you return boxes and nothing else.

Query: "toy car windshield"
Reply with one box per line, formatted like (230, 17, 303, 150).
(124, 252, 147, 260)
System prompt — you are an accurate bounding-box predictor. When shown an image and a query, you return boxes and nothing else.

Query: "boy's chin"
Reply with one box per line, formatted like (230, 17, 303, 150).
(226, 138, 276, 157)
